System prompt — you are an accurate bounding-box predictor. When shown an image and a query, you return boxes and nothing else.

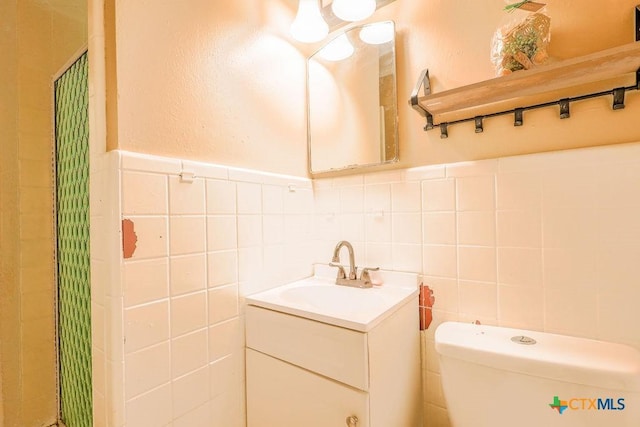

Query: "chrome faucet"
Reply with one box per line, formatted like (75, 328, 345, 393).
(329, 240, 379, 288)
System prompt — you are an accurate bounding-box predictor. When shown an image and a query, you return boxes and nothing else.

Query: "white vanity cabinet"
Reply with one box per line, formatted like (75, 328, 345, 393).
(245, 293, 422, 427)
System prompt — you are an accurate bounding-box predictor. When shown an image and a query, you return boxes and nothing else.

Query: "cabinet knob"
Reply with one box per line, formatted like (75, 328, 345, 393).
(345, 415, 359, 426)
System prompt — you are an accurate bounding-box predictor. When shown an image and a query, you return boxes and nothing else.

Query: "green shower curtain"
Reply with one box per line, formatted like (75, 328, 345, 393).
(54, 51, 92, 427)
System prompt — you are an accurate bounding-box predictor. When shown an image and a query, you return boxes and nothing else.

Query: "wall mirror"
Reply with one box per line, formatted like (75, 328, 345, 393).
(307, 21, 398, 174)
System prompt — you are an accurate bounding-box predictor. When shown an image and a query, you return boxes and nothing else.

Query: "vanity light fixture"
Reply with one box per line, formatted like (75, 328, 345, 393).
(317, 33, 354, 61)
(359, 21, 394, 44)
(290, 0, 329, 43)
(332, 0, 376, 22)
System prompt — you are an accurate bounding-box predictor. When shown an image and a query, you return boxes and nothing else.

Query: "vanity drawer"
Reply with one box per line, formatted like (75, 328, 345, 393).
(247, 349, 369, 427)
(246, 305, 369, 391)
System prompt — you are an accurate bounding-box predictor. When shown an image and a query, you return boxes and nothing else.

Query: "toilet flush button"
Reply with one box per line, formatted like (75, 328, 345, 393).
(511, 335, 537, 345)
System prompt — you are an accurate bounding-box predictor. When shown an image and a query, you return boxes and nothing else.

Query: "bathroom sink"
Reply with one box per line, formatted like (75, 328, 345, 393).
(279, 284, 387, 313)
(245, 264, 418, 332)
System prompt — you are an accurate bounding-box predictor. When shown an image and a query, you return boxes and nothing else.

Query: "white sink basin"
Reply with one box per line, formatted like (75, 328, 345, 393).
(245, 265, 419, 332)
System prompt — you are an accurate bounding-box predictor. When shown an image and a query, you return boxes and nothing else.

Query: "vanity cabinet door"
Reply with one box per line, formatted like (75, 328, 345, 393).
(247, 349, 369, 427)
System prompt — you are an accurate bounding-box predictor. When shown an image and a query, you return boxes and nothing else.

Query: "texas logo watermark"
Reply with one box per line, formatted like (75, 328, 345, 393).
(549, 396, 626, 414)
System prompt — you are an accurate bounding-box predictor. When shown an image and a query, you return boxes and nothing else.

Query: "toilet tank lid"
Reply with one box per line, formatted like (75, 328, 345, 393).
(435, 322, 640, 393)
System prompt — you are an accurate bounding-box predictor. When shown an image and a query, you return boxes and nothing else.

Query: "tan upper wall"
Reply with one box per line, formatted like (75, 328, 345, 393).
(0, 0, 87, 425)
(0, 0, 19, 423)
(112, 0, 640, 177)
(396, 0, 640, 168)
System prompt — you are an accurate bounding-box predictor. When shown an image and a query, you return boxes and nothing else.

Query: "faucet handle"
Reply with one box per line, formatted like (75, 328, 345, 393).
(329, 262, 347, 279)
(359, 267, 380, 284)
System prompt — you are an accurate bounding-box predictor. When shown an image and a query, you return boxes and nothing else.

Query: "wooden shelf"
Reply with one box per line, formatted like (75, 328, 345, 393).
(411, 42, 640, 126)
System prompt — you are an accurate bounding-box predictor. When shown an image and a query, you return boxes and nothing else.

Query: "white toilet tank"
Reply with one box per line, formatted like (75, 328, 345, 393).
(435, 322, 640, 427)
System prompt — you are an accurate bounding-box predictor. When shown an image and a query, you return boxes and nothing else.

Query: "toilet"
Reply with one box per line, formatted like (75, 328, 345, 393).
(435, 322, 640, 426)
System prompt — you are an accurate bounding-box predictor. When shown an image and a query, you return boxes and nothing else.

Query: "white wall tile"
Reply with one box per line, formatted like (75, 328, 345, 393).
(124, 301, 170, 353)
(172, 366, 210, 419)
(423, 212, 456, 246)
(458, 246, 496, 283)
(123, 258, 169, 307)
(208, 284, 238, 325)
(458, 281, 497, 320)
(210, 354, 242, 399)
(597, 208, 640, 245)
(313, 187, 340, 214)
(313, 214, 340, 243)
(338, 213, 365, 243)
(283, 214, 312, 244)
(237, 246, 263, 286)
(170, 216, 206, 255)
(236, 182, 262, 214)
(422, 179, 455, 212)
(93, 346, 106, 395)
(496, 210, 541, 248)
(392, 182, 421, 212)
(339, 186, 364, 213)
(595, 161, 640, 208)
(365, 183, 391, 213)
(424, 277, 458, 313)
(457, 211, 495, 247)
(365, 243, 392, 269)
(497, 247, 542, 288)
(333, 174, 364, 187)
(122, 171, 167, 215)
(365, 212, 391, 244)
(206, 179, 236, 215)
(110, 145, 640, 427)
(425, 371, 446, 408)
(262, 214, 284, 245)
(498, 285, 543, 330)
(596, 244, 640, 292)
(207, 216, 237, 251)
(545, 288, 597, 338)
(169, 176, 206, 215)
(542, 207, 597, 248)
(365, 169, 406, 184)
(126, 216, 168, 260)
(208, 250, 238, 288)
(284, 187, 313, 215)
(210, 387, 244, 427)
(125, 383, 172, 427)
(542, 166, 598, 208)
(423, 245, 457, 279)
(171, 292, 207, 337)
(262, 244, 286, 286)
(543, 247, 597, 290)
(237, 215, 263, 248)
(173, 402, 211, 427)
(182, 160, 228, 180)
(124, 342, 171, 399)
(392, 243, 422, 272)
(262, 185, 284, 214)
(456, 175, 495, 211)
(597, 288, 640, 345)
(392, 213, 422, 244)
(496, 171, 541, 210)
(172, 329, 209, 378)
(209, 318, 241, 362)
(121, 151, 180, 175)
(170, 254, 207, 296)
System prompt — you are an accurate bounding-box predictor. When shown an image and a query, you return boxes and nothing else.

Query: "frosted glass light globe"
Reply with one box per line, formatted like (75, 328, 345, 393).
(290, 0, 329, 43)
(331, 0, 376, 22)
(359, 21, 394, 45)
(317, 33, 354, 61)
